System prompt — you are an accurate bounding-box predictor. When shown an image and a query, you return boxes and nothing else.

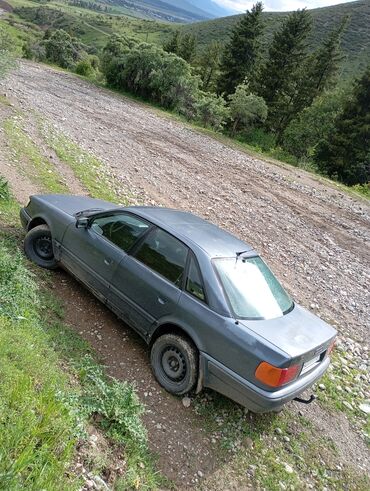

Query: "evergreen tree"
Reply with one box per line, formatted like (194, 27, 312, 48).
(197, 41, 222, 92)
(255, 9, 312, 136)
(163, 31, 197, 64)
(163, 31, 180, 55)
(289, 16, 348, 122)
(177, 33, 197, 64)
(314, 67, 370, 185)
(217, 2, 264, 96)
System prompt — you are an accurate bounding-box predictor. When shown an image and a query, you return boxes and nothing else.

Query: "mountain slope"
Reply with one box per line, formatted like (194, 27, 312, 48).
(191, 0, 233, 17)
(181, 0, 370, 78)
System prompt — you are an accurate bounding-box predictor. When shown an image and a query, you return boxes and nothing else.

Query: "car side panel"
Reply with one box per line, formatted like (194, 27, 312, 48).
(60, 223, 124, 302)
(108, 256, 182, 337)
(154, 291, 289, 383)
(23, 197, 75, 246)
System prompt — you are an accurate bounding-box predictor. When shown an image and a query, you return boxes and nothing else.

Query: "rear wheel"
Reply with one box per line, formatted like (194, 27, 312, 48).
(150, 333, 198, 395)
(24, 224, 58, 269)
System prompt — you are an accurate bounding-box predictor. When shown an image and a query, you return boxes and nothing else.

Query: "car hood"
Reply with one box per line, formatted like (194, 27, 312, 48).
(35, 194, 120, 216)
(240, 304, 336, 359)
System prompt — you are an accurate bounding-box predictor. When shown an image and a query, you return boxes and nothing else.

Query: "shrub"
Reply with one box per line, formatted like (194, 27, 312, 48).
(23, 29, 86, 69)
(241, 127, 276, 152)
(0, 26, 16, 78)
(283, 89, 346, 159)
(195, 91, 229, 131)
(102, 39, 200, 116)
(229, 82, 268, 135)
(75, 55, 99, 78)
(0, 177, 10, 201)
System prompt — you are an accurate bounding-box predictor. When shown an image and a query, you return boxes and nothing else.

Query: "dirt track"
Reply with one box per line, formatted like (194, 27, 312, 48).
(0, 61, 369, 487)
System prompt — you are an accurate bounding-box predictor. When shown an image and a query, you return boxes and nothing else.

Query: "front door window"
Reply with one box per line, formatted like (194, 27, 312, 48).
(134, 228, 188, 287)
(91, 213, 150, 252)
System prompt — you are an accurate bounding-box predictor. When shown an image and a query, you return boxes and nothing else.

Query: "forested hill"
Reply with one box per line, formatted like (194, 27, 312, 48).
(181, 0, 370, 78)
(96, 0, 230, 23)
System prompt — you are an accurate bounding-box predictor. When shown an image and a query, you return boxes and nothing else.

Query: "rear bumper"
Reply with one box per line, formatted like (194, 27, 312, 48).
(201, 353, 330, 412)
(20, 208, 31, 230)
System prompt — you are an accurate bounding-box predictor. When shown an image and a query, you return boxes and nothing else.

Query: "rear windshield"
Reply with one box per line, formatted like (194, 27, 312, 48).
(213, 256, 293, 320)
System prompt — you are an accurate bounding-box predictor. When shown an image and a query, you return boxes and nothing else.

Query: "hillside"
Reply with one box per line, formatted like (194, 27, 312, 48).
(97, 0, 212, 23)
(91, 0, 232, 22)
(181, 0, 370, 78)
(0, 60, 369, 490)
(2, 0, 369, 77)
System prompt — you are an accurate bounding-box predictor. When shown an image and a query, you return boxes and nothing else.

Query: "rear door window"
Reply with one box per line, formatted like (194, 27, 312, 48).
(134, 228, 188, 286)
(186, 255, 206, 302)
(91, 213, 150, 252)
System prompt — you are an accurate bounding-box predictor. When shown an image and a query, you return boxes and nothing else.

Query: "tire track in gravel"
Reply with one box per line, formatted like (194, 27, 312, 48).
(1, 61, 369, 487)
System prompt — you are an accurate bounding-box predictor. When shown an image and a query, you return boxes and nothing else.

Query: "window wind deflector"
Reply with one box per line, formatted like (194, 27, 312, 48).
(235, 250, 250, 263)
(75, 208, 104, 218)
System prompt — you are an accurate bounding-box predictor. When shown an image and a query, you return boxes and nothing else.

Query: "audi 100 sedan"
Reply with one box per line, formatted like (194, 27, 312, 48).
(20, 194, 336, 412)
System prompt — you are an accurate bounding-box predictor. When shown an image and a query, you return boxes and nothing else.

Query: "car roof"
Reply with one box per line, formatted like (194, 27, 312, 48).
(125, 206, 254, 258)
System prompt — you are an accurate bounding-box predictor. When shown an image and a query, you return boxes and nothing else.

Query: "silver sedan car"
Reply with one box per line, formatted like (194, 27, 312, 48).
(20, 194, 336, 412)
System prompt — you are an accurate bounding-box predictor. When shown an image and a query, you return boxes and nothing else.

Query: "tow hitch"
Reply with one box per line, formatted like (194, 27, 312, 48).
(294, 394, 316, 405)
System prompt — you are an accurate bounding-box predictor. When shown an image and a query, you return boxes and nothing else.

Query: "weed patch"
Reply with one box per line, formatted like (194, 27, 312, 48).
(3, 115, 68, 193)
(0, 189, 163, 489)
(42, 123, 129, 204)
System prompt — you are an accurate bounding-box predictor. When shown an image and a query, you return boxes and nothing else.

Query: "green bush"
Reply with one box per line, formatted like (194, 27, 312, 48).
(283, 89, 346, 159)
(0, 26, 16, 79)
(75, 56, 99, 78)
(229, 83, 268, 135)
(241, 127, 276, 152)
(0, 177, 10, 201)
(77, 356, 147, 449)
(44, 29, 85, 68)
(195, 91, 229, 130)
(102, 39, 200, 116)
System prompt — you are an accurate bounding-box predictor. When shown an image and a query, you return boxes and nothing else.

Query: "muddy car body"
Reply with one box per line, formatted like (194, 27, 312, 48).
(20, 194, 336, 412)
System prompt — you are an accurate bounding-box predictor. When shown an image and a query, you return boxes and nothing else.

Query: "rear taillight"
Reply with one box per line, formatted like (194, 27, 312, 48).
(327, 338, 336, 356)
(255, 362, 301, 388)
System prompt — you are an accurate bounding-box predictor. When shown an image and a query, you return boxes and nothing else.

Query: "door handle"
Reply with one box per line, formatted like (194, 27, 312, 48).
(104, 258, 112, 266)
(157, 297, 167, 305)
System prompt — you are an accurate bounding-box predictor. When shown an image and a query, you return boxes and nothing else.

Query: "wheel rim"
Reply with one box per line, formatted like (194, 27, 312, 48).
(161, 347, 186, 382)
(34, 235, 53, 260)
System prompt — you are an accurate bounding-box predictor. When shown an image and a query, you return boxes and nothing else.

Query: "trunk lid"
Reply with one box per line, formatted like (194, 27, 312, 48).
(240, 304, 336, 361)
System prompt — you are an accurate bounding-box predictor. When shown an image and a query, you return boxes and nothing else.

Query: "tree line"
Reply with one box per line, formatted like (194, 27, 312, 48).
(165, 3, 369, 187)
(15, 1, 370, 188)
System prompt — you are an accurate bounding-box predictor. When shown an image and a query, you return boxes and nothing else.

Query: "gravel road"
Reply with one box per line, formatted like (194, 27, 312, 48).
(0, 61, 369, 487)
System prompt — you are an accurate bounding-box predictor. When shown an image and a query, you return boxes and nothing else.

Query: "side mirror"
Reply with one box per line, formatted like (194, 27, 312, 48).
(76, 217, 89, 229)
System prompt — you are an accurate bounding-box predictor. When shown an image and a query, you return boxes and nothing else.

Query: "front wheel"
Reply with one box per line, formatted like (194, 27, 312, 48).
(150, 334, 198, 396)
(24, 224, 58, 269)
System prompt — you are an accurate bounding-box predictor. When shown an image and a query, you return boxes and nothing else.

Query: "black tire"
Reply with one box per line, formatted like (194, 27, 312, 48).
(150, 333, 198, 396)
(24, 224, 58, 270)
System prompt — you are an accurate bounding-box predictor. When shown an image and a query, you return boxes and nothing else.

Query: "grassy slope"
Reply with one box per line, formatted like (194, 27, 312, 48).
(3, 0, 369, 77)
(4, 0, 174, 49)
(0, 99, 164, 490)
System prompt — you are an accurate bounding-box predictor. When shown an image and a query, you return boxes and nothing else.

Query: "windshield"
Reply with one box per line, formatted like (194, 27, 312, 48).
(213, 256, 293, 320)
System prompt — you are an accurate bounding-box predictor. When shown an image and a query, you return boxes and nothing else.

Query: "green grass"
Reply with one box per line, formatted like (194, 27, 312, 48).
(41, 122, 129, 204)
(3, 115, 68, 193)
(0, 182, 163, 489)
(0, 192, 80, 489)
